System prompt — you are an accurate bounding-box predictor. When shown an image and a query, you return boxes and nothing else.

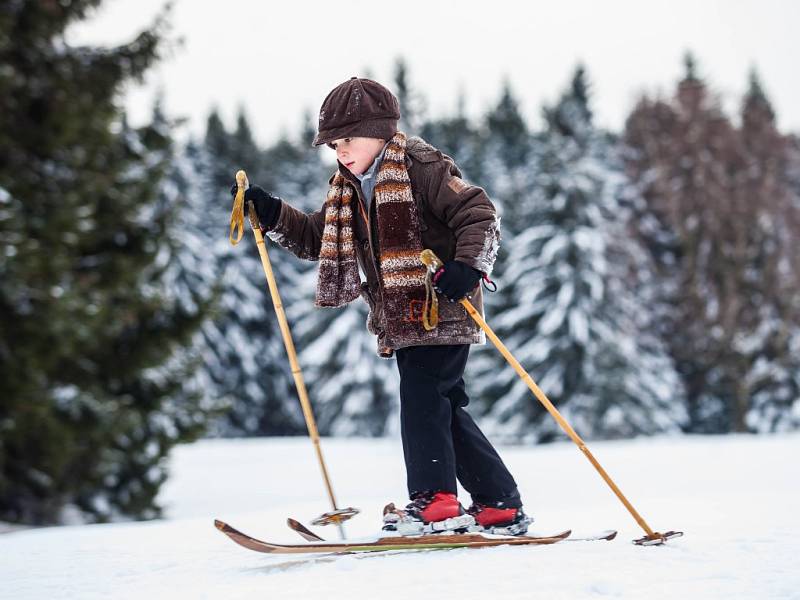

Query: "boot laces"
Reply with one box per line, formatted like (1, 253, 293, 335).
(405, 491, 436, 516)
(467, 502, 492, 517)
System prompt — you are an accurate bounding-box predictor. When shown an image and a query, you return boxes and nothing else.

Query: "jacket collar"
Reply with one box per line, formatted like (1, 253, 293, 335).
(328, 145, 414, 187)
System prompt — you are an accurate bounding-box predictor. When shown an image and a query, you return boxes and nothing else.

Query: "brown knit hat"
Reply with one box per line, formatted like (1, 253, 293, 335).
(312, 77, 401, 147)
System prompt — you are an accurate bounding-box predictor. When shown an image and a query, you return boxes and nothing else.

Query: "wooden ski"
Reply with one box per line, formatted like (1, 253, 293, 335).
(215, 519, 570, 555)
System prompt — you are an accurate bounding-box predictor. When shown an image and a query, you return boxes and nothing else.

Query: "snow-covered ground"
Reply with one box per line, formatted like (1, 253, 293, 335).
(2, 433, 799, 599)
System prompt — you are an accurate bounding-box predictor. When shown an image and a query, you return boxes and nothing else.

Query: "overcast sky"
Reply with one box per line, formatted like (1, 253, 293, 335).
(67, 0, 800, 147)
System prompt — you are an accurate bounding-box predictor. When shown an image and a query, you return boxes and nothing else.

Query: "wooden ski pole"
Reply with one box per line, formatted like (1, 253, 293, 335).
(230, 170, 357, 539)
(420, 249, 681, 545)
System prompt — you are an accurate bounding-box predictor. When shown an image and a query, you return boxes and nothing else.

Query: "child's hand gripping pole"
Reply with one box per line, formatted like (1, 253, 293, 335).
(229, 170, 359, 538)
(418, 249, 682, 546)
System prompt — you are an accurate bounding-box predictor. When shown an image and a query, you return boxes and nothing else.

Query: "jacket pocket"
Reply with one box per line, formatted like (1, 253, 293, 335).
(436, 285, 481, 322)
(437, 292, 469, 322)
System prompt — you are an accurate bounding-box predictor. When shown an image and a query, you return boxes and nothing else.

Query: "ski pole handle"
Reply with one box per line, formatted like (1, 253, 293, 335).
(230, 170, 247, 245)
(420, 249, 444, 271)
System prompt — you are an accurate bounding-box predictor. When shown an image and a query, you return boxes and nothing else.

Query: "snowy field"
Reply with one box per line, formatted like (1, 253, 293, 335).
(2, 433, 799, 600)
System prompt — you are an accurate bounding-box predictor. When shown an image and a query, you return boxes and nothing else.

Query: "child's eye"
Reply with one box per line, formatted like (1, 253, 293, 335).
(327, 142, 337, 150)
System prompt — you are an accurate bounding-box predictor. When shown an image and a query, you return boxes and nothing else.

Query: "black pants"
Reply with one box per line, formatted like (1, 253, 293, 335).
(395, 344, 522, 508)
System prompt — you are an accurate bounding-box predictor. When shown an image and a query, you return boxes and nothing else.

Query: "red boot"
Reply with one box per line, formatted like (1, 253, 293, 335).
(383, 491, 474, 534)
(467, 503, 532, 536)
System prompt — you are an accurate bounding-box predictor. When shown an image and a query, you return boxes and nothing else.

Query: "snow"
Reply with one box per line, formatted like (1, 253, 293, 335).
(2, 434, 799, 599)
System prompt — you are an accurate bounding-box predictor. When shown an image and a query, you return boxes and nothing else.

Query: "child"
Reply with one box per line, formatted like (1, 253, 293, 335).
(237, 77, 529, 535)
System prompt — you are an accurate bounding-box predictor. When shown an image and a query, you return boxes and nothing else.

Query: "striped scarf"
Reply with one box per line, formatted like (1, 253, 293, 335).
(315, 132, 428, 338)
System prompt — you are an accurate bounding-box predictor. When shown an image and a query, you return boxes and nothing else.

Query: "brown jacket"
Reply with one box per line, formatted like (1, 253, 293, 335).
(265, 136, 500, 356)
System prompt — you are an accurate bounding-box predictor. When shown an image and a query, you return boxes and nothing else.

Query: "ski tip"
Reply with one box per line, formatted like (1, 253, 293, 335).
(214, 519, 230, 532)
(554, 529, 617, 542)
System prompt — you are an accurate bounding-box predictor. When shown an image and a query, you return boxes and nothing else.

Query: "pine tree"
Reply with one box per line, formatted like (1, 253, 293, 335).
(419, 90, 486, 184)
(393, 57, 425, 134)
(487, 79, 531, 168)
(625, 55, 726, 431)
(203, 108, 234, 190)
(737, 71, 800, 431)
(0, 2, 216, 523)
(480, 80, 537, 240)
(474, 67, 685, 441)
(625, 56, 800, 433)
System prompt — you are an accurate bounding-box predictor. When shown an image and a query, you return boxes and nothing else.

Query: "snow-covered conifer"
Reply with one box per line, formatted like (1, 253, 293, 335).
(476, 67, 685, 441)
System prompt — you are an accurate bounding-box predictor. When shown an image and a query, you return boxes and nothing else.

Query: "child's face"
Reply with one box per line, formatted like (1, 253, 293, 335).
(328, 137, 386, 175)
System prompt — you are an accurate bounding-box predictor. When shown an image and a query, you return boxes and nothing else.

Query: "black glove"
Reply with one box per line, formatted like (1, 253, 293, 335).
(433, 260, 483, 302)
(229, 183, 282, 229)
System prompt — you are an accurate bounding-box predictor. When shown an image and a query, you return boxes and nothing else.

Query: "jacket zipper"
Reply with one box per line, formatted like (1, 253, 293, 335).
(355, 187, 382, 287)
